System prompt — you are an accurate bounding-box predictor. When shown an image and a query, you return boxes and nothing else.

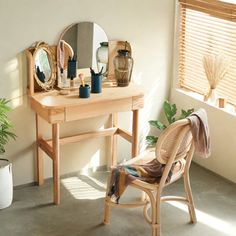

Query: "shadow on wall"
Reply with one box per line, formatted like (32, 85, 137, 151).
(2, 51, 37, 186)
(114, 72, 164, 164)
(6, 95, 36, 186)
(124, 73, 163, 157)
(4, 51, 27, 108)
(138, 79, 163, 153)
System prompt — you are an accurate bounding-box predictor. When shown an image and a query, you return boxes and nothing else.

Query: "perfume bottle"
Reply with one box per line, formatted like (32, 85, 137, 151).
(96, 42, 108, 76)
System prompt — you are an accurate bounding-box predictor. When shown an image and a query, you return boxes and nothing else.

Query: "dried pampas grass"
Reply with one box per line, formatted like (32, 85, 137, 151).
(203, 54, 230, 100)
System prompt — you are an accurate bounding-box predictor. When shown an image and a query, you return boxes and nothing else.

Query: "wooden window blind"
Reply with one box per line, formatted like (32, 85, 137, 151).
(178, 0, 236, 105)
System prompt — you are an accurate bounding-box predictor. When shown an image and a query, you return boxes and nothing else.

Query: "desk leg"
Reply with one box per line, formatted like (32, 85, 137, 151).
(36, 114, 44, 185)
(111, 113, 118, 166)
(52, 123, 60, 205)
(132, 110, 139, 158)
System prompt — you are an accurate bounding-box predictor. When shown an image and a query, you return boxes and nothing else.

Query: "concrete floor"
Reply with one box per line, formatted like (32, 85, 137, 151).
(0, 163, 236, 236)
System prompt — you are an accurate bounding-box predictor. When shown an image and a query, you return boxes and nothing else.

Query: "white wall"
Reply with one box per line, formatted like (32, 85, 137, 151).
(170, 90, 236, 183)
(0, 0, 175, 186)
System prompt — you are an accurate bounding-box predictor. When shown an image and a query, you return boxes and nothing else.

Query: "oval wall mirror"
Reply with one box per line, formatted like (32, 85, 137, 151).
(35, 49, 52, 82)
(57, 22, 109, 80)
(33, 42, 56, 90)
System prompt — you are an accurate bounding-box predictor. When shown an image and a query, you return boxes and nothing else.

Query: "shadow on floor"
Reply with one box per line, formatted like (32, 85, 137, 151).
(0, 164, 236, 236)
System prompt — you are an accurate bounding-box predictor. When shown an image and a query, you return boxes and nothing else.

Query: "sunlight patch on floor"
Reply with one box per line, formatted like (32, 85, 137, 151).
(220, 0, 236, 3)
(167, 201, 235, 235)
(62, 176, 106, 200)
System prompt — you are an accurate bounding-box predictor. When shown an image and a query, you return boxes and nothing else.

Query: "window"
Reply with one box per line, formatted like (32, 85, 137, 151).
(178, 0, 236, 106)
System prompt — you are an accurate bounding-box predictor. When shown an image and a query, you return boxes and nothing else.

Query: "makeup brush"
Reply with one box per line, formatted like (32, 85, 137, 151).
(79, 73, 85, 87)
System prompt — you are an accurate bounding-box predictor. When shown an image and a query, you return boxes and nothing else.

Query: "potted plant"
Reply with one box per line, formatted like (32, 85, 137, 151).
(146, 101, 194, 146)
(0, 98, 16, 209)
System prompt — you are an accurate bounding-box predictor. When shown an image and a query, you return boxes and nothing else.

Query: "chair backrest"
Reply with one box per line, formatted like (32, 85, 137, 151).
(155, 119, 195, 185)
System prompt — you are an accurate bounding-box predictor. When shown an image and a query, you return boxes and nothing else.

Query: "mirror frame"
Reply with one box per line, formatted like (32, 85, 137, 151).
(57, 22, 110, 81)
(32, 42, 57, 91)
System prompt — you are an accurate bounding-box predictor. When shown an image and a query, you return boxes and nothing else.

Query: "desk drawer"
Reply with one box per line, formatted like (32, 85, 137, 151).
(65, 98, 132, 121)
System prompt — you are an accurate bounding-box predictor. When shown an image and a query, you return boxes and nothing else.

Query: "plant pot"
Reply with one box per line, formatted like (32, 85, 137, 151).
(0, 159, 13, 209)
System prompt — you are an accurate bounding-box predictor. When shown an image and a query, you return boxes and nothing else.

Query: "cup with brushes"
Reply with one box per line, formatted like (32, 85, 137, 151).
(90, 67, 103, 93)
(79, 73, 90, 98)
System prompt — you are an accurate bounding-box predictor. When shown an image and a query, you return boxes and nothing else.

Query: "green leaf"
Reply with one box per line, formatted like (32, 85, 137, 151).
(148, 120, 167, 130)
(145, 101, 194, 149)
(163, 101, 177, 124)
(146, 136, 158, 146)
(178, 108, 194, 120)
(0, 98, 16, 155)
(0, 146, 5, 155)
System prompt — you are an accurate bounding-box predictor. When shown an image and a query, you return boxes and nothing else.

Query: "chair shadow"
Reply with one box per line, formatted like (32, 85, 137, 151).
(78, 175, 106, 191)
(18, 202, 55, 212)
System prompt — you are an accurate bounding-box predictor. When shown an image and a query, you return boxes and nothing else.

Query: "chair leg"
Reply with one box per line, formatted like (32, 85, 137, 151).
(150, 208, 161, 236)
(184, 173, 197, 223)
(103, 196, 111, 224)
(103, 172, 112, 224)
(144, 190, 161, 236)
(151, 220, 160, 236)
(155, 194, 161, 236)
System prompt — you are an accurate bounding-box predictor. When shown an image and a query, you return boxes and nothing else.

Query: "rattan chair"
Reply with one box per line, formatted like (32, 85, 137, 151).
(103, 118, 197, 236)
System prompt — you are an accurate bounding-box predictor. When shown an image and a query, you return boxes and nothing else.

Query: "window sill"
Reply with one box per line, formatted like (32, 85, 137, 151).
(174, 88, 236, 117)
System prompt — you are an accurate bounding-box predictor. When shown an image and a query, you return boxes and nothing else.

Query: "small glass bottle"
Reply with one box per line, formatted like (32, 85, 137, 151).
(96, 42, 108, 76)
(113, 49, 133, 87)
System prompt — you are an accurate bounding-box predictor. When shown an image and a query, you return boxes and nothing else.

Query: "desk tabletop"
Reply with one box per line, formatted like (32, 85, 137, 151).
(31, 83, 144, 109)
(30, 83, 144, 123)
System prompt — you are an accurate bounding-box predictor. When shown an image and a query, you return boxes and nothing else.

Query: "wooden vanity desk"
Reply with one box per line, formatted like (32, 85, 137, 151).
(30, 83, 144, 204)
(26, 34, 143, 204)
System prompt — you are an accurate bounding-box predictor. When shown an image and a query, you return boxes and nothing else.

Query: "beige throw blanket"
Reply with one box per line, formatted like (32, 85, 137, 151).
(187, 108, 211, 158)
